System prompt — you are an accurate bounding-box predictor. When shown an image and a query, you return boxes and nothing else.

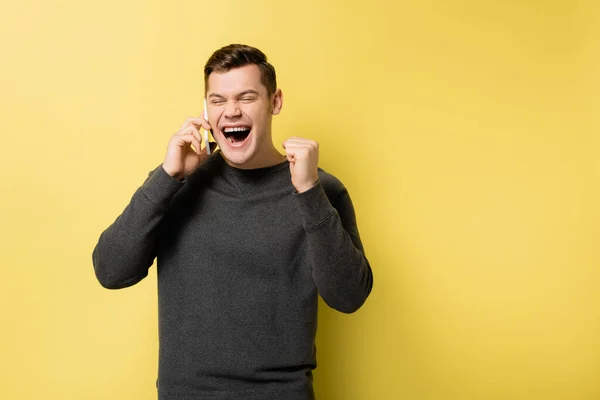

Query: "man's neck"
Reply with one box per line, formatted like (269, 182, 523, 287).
(222, 146, 286, 170)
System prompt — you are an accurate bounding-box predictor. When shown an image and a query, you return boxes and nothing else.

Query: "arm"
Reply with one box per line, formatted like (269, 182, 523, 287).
(93, 114, 213, 289)
(294, 181, 373, 313)
(92, 166, 184, 289)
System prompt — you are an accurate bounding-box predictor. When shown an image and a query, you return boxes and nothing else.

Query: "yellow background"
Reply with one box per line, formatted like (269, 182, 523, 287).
(1, 0, 599, 399)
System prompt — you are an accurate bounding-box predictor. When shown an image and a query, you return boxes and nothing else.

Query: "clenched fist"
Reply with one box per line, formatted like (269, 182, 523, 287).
(282, 137, 319, 193)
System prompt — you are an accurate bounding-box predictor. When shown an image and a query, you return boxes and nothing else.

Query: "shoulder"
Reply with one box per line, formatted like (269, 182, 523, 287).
(317, 168, 347, 204)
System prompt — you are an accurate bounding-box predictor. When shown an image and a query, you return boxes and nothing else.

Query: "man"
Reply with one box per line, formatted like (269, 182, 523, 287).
(93, 44, 373, 400)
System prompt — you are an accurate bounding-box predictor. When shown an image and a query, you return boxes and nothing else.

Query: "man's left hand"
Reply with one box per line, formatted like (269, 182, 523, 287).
(282, 137, 319, 193)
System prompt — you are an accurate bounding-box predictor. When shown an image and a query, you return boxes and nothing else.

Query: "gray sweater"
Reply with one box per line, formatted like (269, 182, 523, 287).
(92, 151, 373, 400)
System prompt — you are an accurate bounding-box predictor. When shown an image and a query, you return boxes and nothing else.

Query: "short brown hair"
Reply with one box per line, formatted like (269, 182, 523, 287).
(204, 44, 277, 96)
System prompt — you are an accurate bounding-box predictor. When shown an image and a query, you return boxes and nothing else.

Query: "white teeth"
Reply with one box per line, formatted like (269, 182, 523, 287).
(223, 126, 250, 133)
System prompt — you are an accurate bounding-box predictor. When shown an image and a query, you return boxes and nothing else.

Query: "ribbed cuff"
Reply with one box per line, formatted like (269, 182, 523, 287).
(293, 180, 337, 229)
(140, 166, 185, 209)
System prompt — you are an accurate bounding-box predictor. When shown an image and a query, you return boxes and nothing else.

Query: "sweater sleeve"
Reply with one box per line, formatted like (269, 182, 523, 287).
(92, 165, 184, 289)
(294, 180, 373, 313)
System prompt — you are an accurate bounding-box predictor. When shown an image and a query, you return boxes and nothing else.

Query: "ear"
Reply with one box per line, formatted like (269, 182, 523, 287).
(271, 89, 283, 115)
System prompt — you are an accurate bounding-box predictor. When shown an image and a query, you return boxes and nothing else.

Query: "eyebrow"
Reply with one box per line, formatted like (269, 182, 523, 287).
(237, 90, 259, 97)
(208, 90, 260, 99)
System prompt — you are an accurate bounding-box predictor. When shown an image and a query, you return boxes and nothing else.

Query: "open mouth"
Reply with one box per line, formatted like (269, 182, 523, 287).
(222, 126, 251, 145)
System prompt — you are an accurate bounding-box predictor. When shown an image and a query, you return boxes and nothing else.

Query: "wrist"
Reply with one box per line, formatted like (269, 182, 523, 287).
(295, 179, 319, 194)
(161, 164, 184, 181)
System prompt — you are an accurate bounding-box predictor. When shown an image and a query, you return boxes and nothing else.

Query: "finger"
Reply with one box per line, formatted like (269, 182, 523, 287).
(191, 125, 203, 145)
(173, 131, 202, 155)
(180, 116, 211, 131)
(180, 117, 205, 129)
(178, 126, 203, 146)
(282, 140, 306, 150)
(295, 140, 318, 149)
(282, 142, 310, 154)
(283, 138, 317, 149)
(186, 134, 202, 155)
(282, 142, 294, 155)
(284, 137, 311, 143)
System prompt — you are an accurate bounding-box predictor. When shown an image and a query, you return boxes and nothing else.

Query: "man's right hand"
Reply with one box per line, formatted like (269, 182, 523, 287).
(162, 116, 214, 180)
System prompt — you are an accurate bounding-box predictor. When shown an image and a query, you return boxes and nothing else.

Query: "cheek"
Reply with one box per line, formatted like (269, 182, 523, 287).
(252, 111, 270, 127)
(246, 103, 268, 120)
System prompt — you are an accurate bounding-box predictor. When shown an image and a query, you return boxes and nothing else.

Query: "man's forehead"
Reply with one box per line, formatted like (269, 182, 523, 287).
(207, 65, 266, 96)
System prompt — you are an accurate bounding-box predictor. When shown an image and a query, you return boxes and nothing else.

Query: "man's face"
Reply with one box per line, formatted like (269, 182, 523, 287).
(206, 64, 282, 169)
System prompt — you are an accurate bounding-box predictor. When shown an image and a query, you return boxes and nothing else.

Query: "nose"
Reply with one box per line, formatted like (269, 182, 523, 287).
(223, 100, 241, 119)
